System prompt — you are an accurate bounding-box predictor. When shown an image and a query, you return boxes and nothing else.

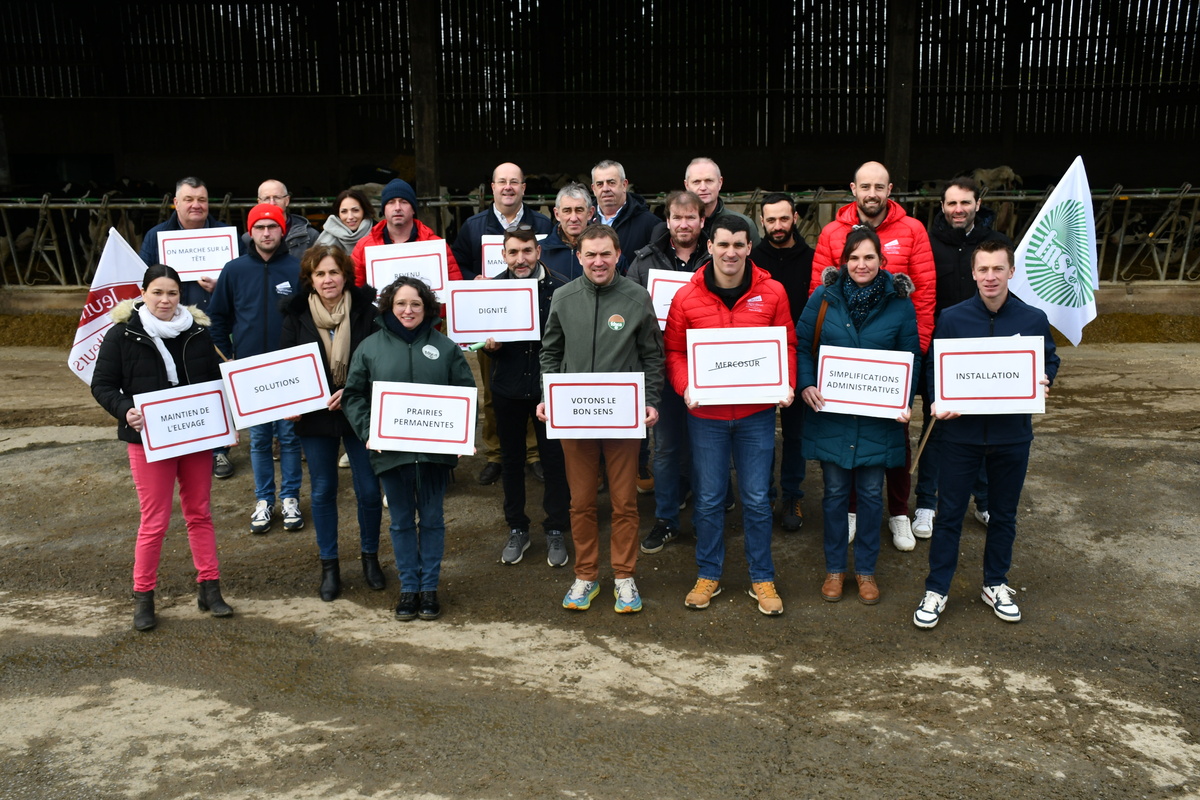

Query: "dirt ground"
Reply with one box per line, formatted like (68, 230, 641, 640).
(1, 342, 1198, 799)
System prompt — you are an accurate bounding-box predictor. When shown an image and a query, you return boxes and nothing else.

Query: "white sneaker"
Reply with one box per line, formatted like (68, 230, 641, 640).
(848, 513, 856, 543)
(913, 590, 948, 628)
(338, 452, 351, 468)
(890, 515, 915, 551)
(282, 497, 304, 531)
(913, 507, 935, 539)
(973, 507, 991, 526)
(613, 577, 643, 613)
(250, 500, 273, 534)
(982, 583, 1021, 622)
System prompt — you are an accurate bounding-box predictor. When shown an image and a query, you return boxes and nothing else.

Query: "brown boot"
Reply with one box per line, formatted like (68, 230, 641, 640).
(821, 573, 844, 602)
(856, 574, 880, 605)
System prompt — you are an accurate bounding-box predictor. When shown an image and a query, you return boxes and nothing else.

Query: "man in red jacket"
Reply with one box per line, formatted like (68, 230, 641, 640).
(809, 161, 936, 551)
(351, 179, 463, 290)
(664, 216, 797, 616)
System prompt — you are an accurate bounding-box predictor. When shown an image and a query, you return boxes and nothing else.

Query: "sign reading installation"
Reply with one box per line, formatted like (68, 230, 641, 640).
(686, 326, 790, 405)
(816, 345, 914, 419)
(367, 381, 477, 456)
(219, 342, 331, 429)
(542, 372, 646, 440)
(934, 335, 1046, 415)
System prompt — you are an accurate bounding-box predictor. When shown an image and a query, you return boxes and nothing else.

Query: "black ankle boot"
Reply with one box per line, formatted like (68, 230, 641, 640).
(361, 552, 385, 591)
(418, 590, 441, 621)
(197, 580, 234, 617)
(394, 592, 419, 621)
(319, 559, 341, 601)
(132, 590, 156, 631)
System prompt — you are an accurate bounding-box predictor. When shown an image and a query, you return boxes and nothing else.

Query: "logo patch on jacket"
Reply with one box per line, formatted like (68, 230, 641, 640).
(883, 239, 901, 254)
(607, 314, 625, 331)
(275, 281, 292, 295)
(422, 345, 440, 360)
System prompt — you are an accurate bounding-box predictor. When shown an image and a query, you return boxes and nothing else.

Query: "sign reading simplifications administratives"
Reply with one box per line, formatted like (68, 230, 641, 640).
(816, 345, 914, 419)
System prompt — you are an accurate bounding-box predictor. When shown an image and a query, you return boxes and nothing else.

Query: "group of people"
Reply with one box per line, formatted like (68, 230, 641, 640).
(91, 156, 1059, 633)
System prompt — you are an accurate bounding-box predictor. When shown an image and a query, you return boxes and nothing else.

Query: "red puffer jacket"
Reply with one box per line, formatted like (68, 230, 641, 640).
(664, 263, 797, 421)
(809, 199, 935, 352)
(351, 218, 463, 290)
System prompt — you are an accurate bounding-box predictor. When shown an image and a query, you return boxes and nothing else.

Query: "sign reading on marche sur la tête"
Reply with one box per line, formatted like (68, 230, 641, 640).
(442, 280, 541, 344)
(934, 336, 1046, 415)
(542, 372, 646, 440)
(134, 379, 238, 462)
(219, 342, 331, 429)
(156, 227, 239, 282)
(367, 381, 478, 456)
(816, 345, 914, 419)
(687, 326, 790, 405)
(363, 241, 450, 299)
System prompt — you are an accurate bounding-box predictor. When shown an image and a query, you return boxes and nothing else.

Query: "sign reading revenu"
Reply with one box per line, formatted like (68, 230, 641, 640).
(368, 381, 477, 456)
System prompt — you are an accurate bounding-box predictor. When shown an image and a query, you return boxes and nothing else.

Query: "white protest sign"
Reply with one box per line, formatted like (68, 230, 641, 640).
(480, 235, 507, 278)
(542, 372, 646, 440)
(156, 226, 239, 282)
(934, 336, 1046, 414)
(443, 279, 540, 344)
(134, 379, 237, 462)
(363, 240, 450, 298)
(816, 345, 914, 419)
(686, 326, 790, 405)
(646, 268, 691, 331)
(367, 381, 478, 456)
(219, 342, 332, 429)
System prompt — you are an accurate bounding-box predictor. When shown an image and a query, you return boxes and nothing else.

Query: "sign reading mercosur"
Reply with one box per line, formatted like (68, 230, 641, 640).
(816, 345, 914, 419)
(367, 381, 477, 456)
(156, 226, 239, 282)
(219, 342, 332, 429)
(134, 379, 237, 462)
(647, 269, 690, 331)
(934, 336, 1046, 414)
(443, 279, 541, 343)
(686, 326, 790, 405)
(363, 241, 450, 299)
(543, 372, 646, 439)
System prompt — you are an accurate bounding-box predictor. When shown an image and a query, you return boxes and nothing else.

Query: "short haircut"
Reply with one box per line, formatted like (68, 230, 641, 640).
(760, 192, 796, 213)
(333, 188, 375, 221)
(664, 190, 704, 216)
(972, 238, 1014, 268)
(942, 176, 982, 203)
(175, 177, 206, 195)
(591, 159, 626, 183)
(141, 264, 182, 290)
(710, 214, 752, 240)
(378, 275, 440, 319)
(556, 182, 593, 209)
(685, 157, 721, 180)
(840, 227, 883, 265)
(503, 226, 539, 248)
(299, 244, 354, 293)
(577, 223, 621, 251)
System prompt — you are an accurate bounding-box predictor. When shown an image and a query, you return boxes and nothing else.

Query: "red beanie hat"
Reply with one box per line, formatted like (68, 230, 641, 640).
(247, 203, 287, 231)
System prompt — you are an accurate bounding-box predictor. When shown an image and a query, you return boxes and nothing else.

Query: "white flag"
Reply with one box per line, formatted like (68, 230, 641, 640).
(1011, 156, 1099, 346)
(67, 228, 146, 384)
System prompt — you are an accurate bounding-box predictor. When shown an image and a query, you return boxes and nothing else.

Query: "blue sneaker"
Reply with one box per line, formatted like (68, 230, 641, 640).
(613, 577, 643, 613)
(563, 579, 600, 611)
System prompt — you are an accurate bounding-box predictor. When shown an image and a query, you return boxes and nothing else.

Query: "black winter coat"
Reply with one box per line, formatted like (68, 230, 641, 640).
(928, 207, 1012, 318)
(488, 264, 568, 400)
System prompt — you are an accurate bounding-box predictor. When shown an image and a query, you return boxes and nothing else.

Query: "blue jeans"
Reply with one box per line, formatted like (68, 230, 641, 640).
(768, 399, 806, 503)
(821, 462, 883, 575)
(914, 400, 988, 511)
(689, 408, 776, 583)
(379, 463, 449, 592)
(926, 441, 1030, 595)
(249, 419, 302, 504)
(652, 383, 691, 524)
(299, 433, 383, 561)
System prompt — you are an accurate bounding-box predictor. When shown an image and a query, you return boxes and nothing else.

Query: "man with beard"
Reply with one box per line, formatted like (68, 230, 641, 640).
(540, 183, 594, 280)
(809, 161, 935, 552)
(589, 160, 659, 275)
(684, 157, 761, 246)
(751, 193, 815, 532)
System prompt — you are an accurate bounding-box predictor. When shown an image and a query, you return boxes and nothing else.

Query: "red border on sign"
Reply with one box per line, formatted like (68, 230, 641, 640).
(648, 276, 690, 324)
(690, 339, 784, 389)
(141, 388, 231, 451)
(818, 353, 911, 411)
(226, 353, 325, 417)
(159, 231, 237, 278)
(375, 391, 472, 444)
(547, 382, 642, 430)
(480, 241, 506, 278)
(448, 286, 536, 334)
(367, 251, 447, 292)
(938, 349, 1038, 401)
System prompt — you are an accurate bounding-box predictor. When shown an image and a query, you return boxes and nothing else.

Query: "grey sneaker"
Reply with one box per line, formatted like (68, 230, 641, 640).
(250, 500, 273, 534)
(545, 530, 568, 568)
(282, 497, 304, 531)
(212, 452, 234, 479)
(500, 528, 530, 565)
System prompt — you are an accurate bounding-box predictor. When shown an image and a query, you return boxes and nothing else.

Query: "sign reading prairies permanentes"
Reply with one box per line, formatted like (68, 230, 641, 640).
(157, 226, 239, 282)
(647, 268, 691, 331)
(687, 326, 790, 405)
(934, 335, 1046, 415)
(816, 345, 914, 419)
(219, 342, 331, 429)
(542, 372, 646, 440)
(134, 379, 237, 462)
(363, 241, 450, 299)
(442, 280, 540, 344)
(367, 381, 477, 456)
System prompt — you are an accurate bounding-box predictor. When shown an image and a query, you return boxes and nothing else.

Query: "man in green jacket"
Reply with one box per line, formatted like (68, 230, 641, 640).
(537, 224, 664, 614)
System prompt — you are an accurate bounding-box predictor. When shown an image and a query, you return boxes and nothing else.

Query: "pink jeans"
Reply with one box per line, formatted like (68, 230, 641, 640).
(127, 444, 220, 592)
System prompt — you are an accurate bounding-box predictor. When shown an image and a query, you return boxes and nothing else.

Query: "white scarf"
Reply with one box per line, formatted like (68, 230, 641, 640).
(137, 302, 195, 386)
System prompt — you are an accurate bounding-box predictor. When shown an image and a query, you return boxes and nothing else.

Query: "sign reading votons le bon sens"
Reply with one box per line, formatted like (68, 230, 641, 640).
(363, 241, 450, 300)
(686, 326, 790, 405)
(543, 372, 646, 440)
(219, 342, 332, 429)
(934, 335, 1046, 415)
(367, 381, 478, 456)
(443, 279, 540, 344)
(816, 345, 915, 420)
(133, 379, 237, 462)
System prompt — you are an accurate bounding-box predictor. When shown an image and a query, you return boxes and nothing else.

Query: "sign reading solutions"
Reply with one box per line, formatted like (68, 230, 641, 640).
(367, 381, 477, 456)
(156, 226, 239, 282)
(443, 279, 540, 344)
(686, 326, 790, 405)
(816, 345, 914, 419)
(543, 372, 646, 440)
(363, 241, 450, 299)
(934, 335, 1046, 414)
(646, 268, 691, 331)
(134, 379, 237, 462)
(219, 342, 331, 429)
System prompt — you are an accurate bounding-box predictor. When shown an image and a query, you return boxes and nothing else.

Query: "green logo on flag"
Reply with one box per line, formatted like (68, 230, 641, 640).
(1024, 200, 1094, 308)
